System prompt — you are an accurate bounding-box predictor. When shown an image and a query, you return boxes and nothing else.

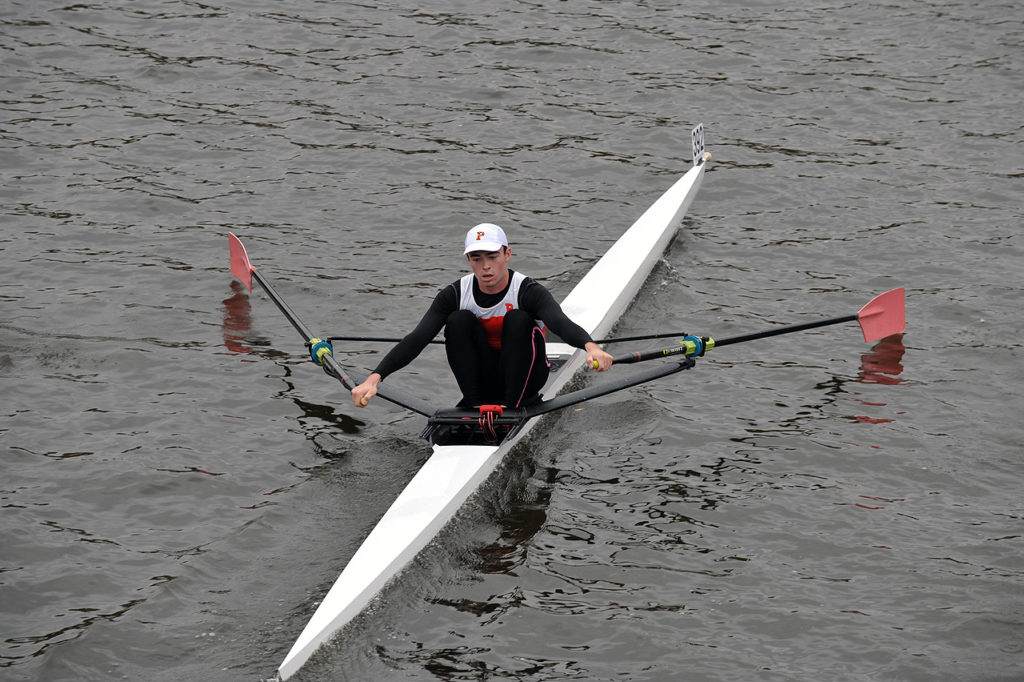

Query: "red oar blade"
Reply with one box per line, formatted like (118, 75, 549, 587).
(228, 232, 255, 292)
(857, 287, 905, 342)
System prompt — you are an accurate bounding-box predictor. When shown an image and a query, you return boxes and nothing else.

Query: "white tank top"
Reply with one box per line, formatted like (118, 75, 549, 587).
(459, 271, 529, 350)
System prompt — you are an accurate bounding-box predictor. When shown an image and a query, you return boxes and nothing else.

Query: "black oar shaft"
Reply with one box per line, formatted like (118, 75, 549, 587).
(253, 271, 315, 345)
(250, 270, 434, 416)
(328, 335, 444, 345)
(713, 314, 857, 348)
(611, 314, 860, 365)
(526, 357, 696, 416)
(252, 271, 357, 391)
(612, 345, 689, 364)
(328, 334, 681, 345)
(599, 332, 688, 344)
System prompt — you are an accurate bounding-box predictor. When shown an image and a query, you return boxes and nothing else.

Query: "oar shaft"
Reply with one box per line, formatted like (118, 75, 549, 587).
(328, 333, 682, 345)
(612, 345, 686, 364)
(713, 314, 857, 348)
(612, 314, 860, 365)
(252, 271, 316, 342)
(251, 271, 357, 391)
(328, 335, 444, 345)
(599, 332, 689, 344)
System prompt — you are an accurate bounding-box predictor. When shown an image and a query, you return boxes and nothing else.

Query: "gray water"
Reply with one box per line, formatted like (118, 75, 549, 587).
(2, 1, 1022, 680)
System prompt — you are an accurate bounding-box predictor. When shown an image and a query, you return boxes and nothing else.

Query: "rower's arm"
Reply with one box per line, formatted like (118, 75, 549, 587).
(522, 279, 594, 349)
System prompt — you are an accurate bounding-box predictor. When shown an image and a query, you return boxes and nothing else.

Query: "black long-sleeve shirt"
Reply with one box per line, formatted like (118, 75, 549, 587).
(373, 270, 593, 380)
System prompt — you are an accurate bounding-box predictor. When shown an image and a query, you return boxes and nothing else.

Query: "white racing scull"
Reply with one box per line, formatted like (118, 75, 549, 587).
(230, 124, 711, 680)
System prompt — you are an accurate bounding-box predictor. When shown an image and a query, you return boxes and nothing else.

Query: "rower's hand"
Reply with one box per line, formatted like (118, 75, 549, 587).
(585, 342, 613, 372)
(351, 373, 381, 408)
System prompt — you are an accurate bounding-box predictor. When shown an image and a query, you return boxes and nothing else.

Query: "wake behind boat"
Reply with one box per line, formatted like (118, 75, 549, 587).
(226, 123, 905, 680)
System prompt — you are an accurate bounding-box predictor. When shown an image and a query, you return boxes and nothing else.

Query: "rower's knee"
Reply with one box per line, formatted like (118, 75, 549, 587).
(445, 309, 477, 335)
(445, 310, 483, 354)
(501, 309, 537, 337)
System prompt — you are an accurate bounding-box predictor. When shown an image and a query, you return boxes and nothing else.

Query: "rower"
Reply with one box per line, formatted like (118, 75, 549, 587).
(350, 223, 614, 409)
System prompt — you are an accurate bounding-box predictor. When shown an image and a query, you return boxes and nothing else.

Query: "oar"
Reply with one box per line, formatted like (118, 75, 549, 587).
(328, 336, 445, 345)
(611, 288, 906, 365)
(228, 233, 435, 417)
(324, 334, 690, 345)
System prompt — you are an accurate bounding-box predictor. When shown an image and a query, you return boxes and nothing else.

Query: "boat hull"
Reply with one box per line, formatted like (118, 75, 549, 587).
(279, 153, 707, 681)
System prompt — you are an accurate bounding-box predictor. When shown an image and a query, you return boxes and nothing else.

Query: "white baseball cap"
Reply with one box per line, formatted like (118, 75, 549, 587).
(464, 223, 508, 254)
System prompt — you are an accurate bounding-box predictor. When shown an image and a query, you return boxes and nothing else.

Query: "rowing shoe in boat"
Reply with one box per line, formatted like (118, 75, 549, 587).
(230, 124, 710, 680)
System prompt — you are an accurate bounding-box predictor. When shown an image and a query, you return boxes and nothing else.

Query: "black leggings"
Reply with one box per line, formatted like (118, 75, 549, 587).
(444, 309, 549, 407)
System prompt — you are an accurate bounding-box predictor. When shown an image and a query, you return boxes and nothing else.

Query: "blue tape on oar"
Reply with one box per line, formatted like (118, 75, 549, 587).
(308, 338, 333, 364)
(681, 335, 705, 357)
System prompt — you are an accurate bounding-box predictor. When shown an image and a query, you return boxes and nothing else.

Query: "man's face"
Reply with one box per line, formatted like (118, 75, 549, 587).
(467, 247, 512, 293)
